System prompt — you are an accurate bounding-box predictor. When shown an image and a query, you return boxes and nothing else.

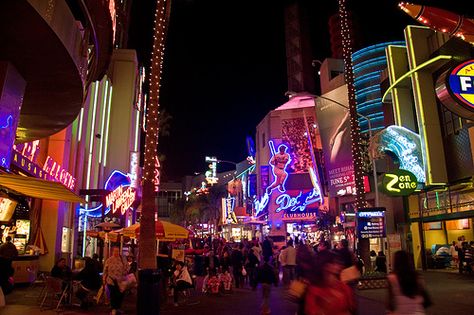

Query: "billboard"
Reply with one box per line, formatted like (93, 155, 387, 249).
(281, 116, 317, 174)
(315, 96, 355, 196)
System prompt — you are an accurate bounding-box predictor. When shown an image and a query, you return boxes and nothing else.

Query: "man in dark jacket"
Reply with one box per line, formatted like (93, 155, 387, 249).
(0, 236, 18, 259)
(257, 256, 277, 315)
(262, 237, 273, 261)
(231, 244, 243, 288)
(246, 248, 260, 290)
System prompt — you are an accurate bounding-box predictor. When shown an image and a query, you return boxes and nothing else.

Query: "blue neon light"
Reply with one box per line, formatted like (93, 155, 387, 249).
(352, 41, 405, 61)
(275, 188, 322, 213)
(353, 56, 387, 70)
(79, 170, 132, 217)
(375, 126, 425, 183)
(356, 85, 380, 97)
(354, 73, 382, 88)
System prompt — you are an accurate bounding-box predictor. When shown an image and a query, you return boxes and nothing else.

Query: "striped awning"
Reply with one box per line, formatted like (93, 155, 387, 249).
(0, 173, 86, 203)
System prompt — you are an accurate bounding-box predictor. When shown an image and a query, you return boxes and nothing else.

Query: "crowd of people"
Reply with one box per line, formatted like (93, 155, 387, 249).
(46, 247, 137, 314)
(449, 236, 474, 273)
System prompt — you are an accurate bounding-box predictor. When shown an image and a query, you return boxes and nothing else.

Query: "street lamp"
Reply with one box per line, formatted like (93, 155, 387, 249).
(312, 94, 379, 206)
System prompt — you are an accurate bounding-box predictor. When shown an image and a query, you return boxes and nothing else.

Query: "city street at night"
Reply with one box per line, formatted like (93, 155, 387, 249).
(2, 0, 474, 315)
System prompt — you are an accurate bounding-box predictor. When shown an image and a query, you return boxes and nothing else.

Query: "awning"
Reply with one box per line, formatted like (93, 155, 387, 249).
(0, 173, 86, 203)
(122, 220, 194, 240)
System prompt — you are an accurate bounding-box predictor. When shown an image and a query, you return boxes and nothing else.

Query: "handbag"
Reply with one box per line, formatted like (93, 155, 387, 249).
(286, 279, 307, 302)
(241, 267, 247, 276)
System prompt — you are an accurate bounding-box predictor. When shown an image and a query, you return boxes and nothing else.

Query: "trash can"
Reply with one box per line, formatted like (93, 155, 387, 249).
(137, 269, 161, 315)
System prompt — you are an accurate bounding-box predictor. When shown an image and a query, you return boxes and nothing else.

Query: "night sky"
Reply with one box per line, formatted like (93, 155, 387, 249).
(128, 0, 469, 181)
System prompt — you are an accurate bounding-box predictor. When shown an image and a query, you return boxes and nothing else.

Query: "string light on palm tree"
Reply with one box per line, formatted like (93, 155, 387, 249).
(337, 0, 367, 209)
(139, 0, 172, 270)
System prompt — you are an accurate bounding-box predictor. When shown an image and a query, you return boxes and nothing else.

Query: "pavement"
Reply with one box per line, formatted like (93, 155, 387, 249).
(1, 270, 474, 315)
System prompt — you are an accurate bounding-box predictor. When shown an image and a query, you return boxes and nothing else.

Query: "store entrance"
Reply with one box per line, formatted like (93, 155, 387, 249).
(285, 222, 325, 246)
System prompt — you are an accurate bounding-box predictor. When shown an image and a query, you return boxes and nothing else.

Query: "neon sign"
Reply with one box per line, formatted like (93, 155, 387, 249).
(381, 169, 417, 196)
(79, 170, 133, 217)
(254, 192, 269, 216)
(448, 60, 474, 108)
(436, 59, 474, 120)
(266, 141, 291, 194)
(372, 125, 425, 183)
(154, 155, 160, 192)
(275, 188, 322, 213)
(43, 156, 76, 190)
(0, 114, 14, 168)
(105, 185, 136, 215)
(11, 150, 49, 180)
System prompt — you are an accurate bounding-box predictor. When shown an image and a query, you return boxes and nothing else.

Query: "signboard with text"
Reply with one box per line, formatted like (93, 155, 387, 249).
(381, 169, 417, 196)
(357, 208, 386, 239)
(436, 59, 474, 120)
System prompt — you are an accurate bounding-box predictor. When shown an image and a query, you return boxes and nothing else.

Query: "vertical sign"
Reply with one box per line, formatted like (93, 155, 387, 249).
(315, 98, 355, 196)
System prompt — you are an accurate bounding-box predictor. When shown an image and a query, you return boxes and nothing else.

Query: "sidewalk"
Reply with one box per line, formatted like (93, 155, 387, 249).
(2, 271, 474, 315)
(357, 270, 474, 315)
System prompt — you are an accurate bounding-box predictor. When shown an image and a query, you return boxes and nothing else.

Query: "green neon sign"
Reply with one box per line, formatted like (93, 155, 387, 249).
(381, 169, 417, 196)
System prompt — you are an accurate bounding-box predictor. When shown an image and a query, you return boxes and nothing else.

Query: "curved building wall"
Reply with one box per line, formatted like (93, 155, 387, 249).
(352, 41, 405, 134)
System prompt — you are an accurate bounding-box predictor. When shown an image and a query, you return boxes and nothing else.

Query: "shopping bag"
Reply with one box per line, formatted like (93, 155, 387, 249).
(118, 273, 137, 293)
(340, 265, 361, 283)
(286, 279, 307, 302)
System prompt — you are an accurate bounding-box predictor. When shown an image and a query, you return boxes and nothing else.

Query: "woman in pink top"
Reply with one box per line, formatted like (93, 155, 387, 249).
(304, 250, 355, 315)
(386, 250, 432, 315)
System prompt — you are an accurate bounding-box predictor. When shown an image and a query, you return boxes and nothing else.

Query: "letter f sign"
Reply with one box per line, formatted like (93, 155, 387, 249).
(460, 77, 472, 92)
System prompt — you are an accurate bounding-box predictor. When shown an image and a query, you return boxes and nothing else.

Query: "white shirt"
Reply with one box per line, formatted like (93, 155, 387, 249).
(174, 266, 192, 285)
(279, 246, 296, 266)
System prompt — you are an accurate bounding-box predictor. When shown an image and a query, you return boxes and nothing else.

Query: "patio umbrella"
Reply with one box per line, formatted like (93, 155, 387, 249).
(95, 222, 121, 230)
(122, 220, 193, 240)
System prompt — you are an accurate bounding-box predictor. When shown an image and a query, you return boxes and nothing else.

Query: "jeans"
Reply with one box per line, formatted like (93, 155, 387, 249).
(107, 284, 124, 310)
(282, 265, 295, 286)
(233, 268, 243, 288)
(247, 267, 257, 289)
(173, 280, 192, 303)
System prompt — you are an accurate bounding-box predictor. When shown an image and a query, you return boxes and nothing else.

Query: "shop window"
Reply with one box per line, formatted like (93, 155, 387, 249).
(446, 219, 470, 230)
(423, 222, 442, 230)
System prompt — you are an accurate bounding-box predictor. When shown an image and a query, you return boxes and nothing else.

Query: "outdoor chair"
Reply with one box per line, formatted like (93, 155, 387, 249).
(32, 272, 48, 303)
(39, 276, 69, 311)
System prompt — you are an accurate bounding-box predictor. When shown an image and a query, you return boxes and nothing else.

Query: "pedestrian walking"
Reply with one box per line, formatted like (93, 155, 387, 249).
(170, 261, 193, 305)
(375, 251, 388, 273)
(262, 236, 273, 262)
(304, 250, 355, 315)
(386, 250, 432, 315)
(103, 246, 127, 315)
(246, 246, 260, 290)
(279, 239, 296, 287)
(231, 244, 244, 288)
(257, 256, 277, 315)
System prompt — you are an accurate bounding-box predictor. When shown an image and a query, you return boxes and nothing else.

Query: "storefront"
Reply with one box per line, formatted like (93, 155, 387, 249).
(408, 187, 474, 269)
(0, 141, 83, 281)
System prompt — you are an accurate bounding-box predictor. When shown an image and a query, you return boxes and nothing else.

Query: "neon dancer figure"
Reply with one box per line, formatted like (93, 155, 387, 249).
(266, 142, 291, 194)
